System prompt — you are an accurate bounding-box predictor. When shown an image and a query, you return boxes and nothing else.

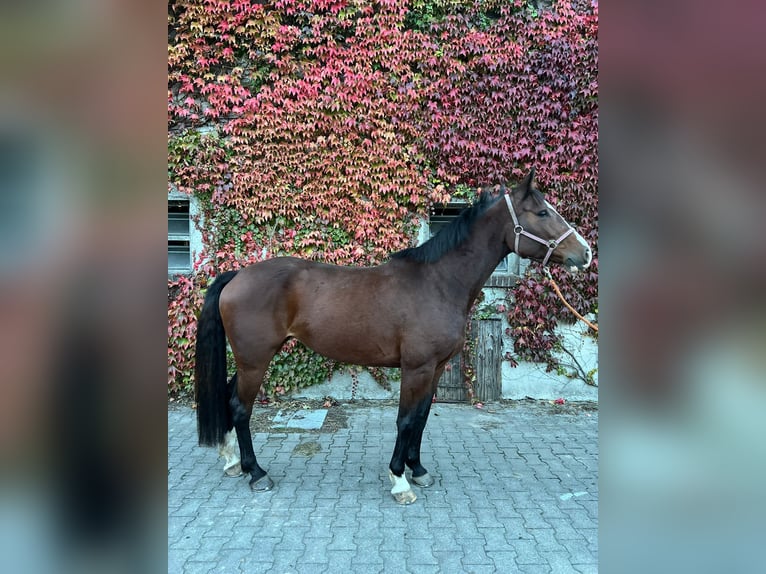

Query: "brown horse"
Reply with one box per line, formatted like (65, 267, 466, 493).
(194, 169, 592, 504)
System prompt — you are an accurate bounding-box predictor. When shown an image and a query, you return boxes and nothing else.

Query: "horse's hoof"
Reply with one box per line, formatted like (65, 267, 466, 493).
(392, 489, 417, 505)
(249, 474, 274, 492)
(224, 463, 243, 477)
(411, 472, 434, 487)
(389, 470, 417, 504)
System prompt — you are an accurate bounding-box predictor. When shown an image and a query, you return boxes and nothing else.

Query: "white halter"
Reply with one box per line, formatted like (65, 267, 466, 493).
(504, 194, 574, 267)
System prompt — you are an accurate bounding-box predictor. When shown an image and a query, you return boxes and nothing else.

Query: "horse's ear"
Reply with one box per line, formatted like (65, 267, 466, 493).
(520, 168, 535, 197)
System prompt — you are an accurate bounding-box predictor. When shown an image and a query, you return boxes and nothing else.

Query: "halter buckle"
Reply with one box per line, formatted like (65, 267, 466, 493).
(513, 224, 524, 235)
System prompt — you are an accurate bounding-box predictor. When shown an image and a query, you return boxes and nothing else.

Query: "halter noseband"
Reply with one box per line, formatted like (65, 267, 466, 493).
(504, 194, 574, 267)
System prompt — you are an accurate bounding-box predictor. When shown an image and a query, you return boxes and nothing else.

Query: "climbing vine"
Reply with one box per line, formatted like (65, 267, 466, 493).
(168, 0, 598, 397)
(504, 263, 598, 385)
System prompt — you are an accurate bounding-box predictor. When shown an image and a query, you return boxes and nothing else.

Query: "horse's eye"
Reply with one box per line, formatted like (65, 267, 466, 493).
(537, 210, 549, 217)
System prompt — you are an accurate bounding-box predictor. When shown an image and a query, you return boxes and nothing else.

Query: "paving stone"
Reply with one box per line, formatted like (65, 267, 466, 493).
(460, 544, 494, 565)
(405, 539, 439, 565)
(548, 517, 586, 541)
(488, 549, 518, 571)
(210, 548, 253, 573)
(479, 526, 509, 549)
(562, 536, 599, 566)
(433, 550, 466, 573)
(183, 561, 213, 574)
(461, 563, 498, 573)
(512, 538, 549, 565)
(542, 550, 584, 574)
(529, 527, 566, 552)
(516, 563, 553, 574)
(168, 401, 598, 573)
(381, 550, 408, 571)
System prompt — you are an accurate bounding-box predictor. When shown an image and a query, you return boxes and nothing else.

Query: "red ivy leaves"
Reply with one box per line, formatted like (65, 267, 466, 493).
(505, 260, 599, 372)
(168, 0, 598, 391)
(167, 275, 204, 394)
(170, 0, 452, 267)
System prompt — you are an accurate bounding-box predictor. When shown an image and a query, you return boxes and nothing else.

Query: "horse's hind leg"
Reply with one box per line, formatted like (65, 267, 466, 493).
(220, 375, 243, 477)
(230, 364, 273, 491)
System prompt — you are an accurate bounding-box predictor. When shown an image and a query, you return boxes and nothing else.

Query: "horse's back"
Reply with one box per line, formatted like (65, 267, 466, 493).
(224, 256, 394, 302)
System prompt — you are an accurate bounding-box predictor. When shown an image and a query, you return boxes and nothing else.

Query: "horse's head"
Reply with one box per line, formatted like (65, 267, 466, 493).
(504, 169, 592, 269)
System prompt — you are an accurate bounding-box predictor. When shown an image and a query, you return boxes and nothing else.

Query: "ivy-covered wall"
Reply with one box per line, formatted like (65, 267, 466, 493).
(167, 0, 598, 397)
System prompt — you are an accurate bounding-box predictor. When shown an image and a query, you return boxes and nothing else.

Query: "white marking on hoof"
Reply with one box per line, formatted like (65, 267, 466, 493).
(224, 463, 242, 477)
(411, 472, 434, 487)
(219, 429, 242, 477)
(389, 470, 417, 504)
(392, 489, 417, 504)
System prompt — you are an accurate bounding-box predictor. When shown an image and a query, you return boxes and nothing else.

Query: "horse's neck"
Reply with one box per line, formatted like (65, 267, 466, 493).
(434, 207, 510, 310)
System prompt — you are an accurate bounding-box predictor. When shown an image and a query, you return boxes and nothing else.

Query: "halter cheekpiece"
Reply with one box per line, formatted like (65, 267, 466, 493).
(504, 194, 574, 267)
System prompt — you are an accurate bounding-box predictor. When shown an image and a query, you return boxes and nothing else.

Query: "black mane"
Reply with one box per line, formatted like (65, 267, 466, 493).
(390, 191, 502, 264)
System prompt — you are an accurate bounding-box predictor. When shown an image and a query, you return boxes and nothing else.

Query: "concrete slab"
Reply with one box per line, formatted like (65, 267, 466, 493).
(271, 408, 328, 430)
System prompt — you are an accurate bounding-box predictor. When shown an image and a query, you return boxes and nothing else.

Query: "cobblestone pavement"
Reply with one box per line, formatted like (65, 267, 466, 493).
(168, 401, 598, 573)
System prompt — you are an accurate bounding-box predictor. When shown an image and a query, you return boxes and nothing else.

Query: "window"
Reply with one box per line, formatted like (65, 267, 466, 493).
(168, 199, 191, 275)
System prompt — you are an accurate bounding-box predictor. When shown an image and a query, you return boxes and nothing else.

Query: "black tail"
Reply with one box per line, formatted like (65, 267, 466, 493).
(194, 270, 239, 446)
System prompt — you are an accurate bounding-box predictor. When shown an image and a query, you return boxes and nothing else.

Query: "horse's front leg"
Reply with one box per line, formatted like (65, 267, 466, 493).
(404, 363, 446, 488)
(389, 364, 437, 504)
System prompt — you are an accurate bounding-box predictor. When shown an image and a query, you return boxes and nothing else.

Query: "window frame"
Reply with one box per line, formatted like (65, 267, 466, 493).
(168, 192, 193, 277)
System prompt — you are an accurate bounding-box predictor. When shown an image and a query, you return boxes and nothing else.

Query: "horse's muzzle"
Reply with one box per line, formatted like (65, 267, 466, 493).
(565, 246, 592, 270)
